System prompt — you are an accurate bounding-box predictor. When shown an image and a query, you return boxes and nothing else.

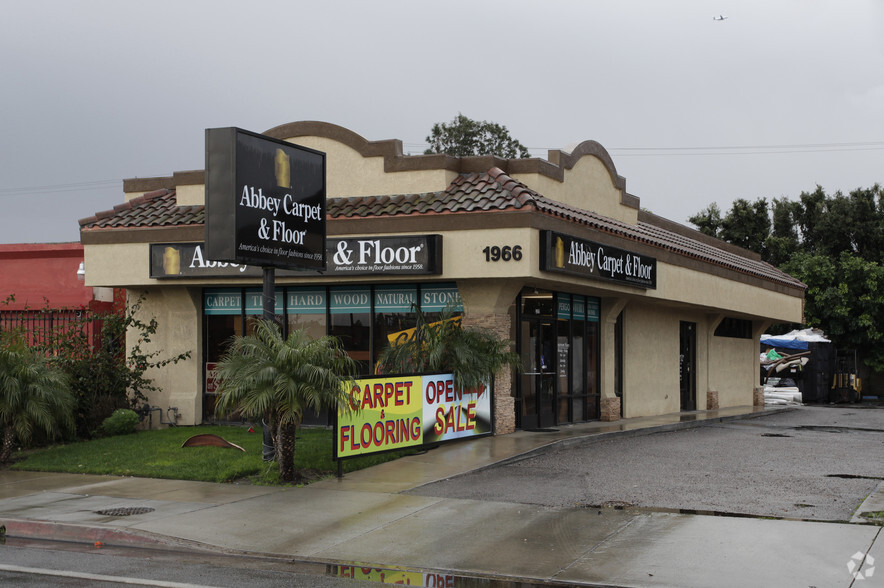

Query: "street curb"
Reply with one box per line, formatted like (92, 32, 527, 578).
(851, 480, 884, 525)
(0, 516, 485, 583)
(2, 518, 215, 551)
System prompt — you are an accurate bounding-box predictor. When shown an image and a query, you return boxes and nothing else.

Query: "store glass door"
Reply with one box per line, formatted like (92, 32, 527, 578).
(520, 318, 556, 429)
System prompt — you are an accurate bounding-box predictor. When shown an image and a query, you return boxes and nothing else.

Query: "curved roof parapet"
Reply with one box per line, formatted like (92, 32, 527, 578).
(262, 121, 629, 197)
(264, 121, 407, 160)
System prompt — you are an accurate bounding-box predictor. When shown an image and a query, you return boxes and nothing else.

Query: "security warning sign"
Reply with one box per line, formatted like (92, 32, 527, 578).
(336, 373, 491, 459)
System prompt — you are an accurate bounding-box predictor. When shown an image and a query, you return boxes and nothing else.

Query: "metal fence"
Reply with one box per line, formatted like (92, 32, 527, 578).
(0, 309, 106, 354)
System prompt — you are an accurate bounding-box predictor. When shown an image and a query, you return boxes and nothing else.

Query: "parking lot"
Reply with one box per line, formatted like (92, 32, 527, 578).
(409, 405, 884, 521)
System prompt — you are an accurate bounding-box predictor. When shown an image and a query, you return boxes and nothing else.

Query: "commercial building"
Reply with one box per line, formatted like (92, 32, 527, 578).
(0, 242, 120, 348)
(79, 121, 805, 431)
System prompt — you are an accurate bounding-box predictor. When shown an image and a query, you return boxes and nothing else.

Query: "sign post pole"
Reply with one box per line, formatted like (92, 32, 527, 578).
(261, 265, 276, 461)
(262, 266, 275, 322)
(205, 126, 328, 467)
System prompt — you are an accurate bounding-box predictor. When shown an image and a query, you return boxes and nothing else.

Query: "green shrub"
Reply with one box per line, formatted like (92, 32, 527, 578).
(101, 409, 140, 436)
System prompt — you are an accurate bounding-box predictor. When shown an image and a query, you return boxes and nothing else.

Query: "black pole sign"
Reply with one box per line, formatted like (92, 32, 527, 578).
(540, 230, 657, 289)
(205, 127, 326, 271)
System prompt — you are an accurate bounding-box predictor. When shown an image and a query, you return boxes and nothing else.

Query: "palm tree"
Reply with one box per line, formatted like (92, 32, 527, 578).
(377, 307, 521, 392)
(0, 343, 74, 463)
(214, 320, 358, 483)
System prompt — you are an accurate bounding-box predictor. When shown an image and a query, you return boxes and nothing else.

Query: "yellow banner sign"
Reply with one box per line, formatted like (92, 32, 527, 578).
(337, 373, 490, 459)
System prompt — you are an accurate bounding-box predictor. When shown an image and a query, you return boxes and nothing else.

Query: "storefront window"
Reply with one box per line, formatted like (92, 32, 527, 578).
(203, 289, 243, 422)
(244, 288, 284, 335)
(203, 283, 464, 417)
(329, 286, 372, 375)
(521, 290, 555, 317)
(419, 282, 463, 323)
(557, 294, 572, 423)
(205, 314, 241, 363)
(518, 289, 600, 428)
(286, 287, 327, 340)
(584, 297, 600, 419)
(372, 285, 417, 370)
(571, 297, 586, 420)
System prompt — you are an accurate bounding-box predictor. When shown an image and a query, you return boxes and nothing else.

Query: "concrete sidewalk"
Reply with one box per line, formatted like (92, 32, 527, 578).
(1, 406, 881, 587)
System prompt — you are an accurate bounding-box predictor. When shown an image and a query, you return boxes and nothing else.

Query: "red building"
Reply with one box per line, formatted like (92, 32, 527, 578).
(0, 243, 121, 348)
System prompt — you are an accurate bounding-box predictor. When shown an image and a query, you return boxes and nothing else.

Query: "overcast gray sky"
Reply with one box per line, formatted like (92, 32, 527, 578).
(2, 0, 882, 244)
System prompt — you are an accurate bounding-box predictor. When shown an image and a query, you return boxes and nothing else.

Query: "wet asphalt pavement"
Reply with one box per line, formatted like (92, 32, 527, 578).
(408, 405, 884, 522)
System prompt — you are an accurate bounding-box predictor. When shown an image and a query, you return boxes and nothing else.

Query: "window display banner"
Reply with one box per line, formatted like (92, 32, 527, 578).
(567, 295, 601, 322)
(557, 297, 572, 320)
(205, 127, 326, 271)
(205, 362, 220, 394)
(374, 285, 417, 313)
(244, 289, 284, 314)
(329, 286, 371, 313)
(420, 283, 463, 312)
(540, 230, 657, 289)
(287, 288, 326, 314)
(586, 296, 600, 322)
(203, 289, 242, 315)
(336, 373, 491, 459)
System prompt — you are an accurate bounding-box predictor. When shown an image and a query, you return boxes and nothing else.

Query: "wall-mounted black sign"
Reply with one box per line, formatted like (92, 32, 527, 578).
(205, 127, 326, 271)
(150, 235, 442, 279)
(540, 230, 656, 289)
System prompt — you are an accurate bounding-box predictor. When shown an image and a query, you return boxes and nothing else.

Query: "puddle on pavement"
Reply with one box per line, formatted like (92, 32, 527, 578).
(578, 503, 850, 524)
(3, 536, 563, 587)
(329, 564, 561, 587)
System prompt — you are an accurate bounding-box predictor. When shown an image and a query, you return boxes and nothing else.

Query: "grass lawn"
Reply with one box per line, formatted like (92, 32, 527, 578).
(9, 425, 419, 486)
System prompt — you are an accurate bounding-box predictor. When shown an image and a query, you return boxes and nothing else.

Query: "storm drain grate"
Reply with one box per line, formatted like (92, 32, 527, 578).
(94, 506, 155, 517)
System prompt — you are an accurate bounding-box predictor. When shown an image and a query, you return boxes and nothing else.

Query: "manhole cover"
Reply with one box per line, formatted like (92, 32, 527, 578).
(94, 506, 155, 517)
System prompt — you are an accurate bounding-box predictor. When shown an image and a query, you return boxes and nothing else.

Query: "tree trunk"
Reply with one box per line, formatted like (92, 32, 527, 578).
(276, 421, 298, 483)
(0, 426, 15, 463)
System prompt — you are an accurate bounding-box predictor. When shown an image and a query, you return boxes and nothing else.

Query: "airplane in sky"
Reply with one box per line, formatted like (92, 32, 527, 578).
(714, 14, 728, 20)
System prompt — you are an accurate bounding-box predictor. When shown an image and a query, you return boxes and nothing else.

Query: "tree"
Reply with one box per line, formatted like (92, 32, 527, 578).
(687, 203, 722, 238)
(0, 334, 74, 462)
(53, 295, 191, 438)
(688, 199, 770, 254)
(764, 197, 801, 267)
(688, 184, 884, 372)
(783, 251, 884, 371)
(424, 114, 531, 159)
(377, 308, 521, 392)
(719, 198, 770, 255)
(214, 321, 358, 483)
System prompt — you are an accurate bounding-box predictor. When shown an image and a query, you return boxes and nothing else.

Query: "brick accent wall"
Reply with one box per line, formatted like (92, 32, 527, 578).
(600, 397, 621, 421)
(706, 389, 720, 411)
(462, 313, 516, 435)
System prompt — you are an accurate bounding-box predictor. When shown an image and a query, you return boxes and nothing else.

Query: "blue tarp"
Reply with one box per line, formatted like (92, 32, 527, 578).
(761, 338, 809, 351)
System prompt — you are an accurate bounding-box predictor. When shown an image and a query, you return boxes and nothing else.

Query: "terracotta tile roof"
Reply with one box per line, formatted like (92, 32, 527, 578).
(328, 168, 802, 288)
(79, 170, 803, 289)
(79, 189, 204, 229)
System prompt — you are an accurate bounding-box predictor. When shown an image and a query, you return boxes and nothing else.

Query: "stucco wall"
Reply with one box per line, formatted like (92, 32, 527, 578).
(280, 136, 457, 198)
(620, 303, 681, 417)
(84, 227, 803, 327)
(708, 334, 757, 408)
(651, 262, 802, 324)
(515, 156, 637, 225)
(128, 287, 202, 427)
